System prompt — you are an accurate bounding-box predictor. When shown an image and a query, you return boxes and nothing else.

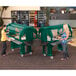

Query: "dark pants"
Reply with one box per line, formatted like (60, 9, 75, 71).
(1, 41, 7, 55)
(61, 42, 69, 58)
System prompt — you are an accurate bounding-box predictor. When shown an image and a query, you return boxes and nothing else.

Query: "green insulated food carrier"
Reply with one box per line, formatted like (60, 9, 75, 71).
(39, 24, 72, 59)
(6, 23, 37, 57)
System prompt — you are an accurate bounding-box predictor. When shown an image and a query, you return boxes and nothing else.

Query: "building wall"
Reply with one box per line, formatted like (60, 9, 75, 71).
(2, 6, 40, 25)
(49, 20, 76, 27)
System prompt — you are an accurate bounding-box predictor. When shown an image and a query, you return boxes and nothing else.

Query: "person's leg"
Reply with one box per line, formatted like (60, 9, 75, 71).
(1, 41, 7, 55)
(65, 44, 69, 57)
(61, 42, 69, 60)
(20, 43, 25, 57)
(57, 43, 63, 51)
(62, 43, 67, 58)
(47, 43, 53, 59)
(42, 45, 47, 56)
(27, 45, 32, 54)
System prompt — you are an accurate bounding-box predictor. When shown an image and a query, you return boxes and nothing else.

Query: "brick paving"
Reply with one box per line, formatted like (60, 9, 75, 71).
(0, 39, 76, 69)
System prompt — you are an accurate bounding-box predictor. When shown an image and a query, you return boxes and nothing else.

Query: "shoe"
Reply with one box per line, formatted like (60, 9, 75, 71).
(21, 54, 24, 57)
(50, 56, 54, 59)
(43, 54, 46, 56)
(29, 52, 32, 55)
(11, 49, 14, 52)
(2, 54, 6, 56)
(61, 58, 67, 61)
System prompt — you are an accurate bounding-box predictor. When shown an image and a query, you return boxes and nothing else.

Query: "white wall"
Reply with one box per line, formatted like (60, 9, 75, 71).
(49, 20, 76, 27)
(2, 6, 40, 25)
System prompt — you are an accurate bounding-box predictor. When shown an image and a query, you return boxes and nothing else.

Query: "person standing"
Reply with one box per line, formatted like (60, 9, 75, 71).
(60, 24, 70, 60)
(1, 25, 7, 56)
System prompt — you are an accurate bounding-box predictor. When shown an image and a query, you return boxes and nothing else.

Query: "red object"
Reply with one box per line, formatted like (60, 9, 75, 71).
(35, 11, 37, 14)
(34, 11, 37, 27)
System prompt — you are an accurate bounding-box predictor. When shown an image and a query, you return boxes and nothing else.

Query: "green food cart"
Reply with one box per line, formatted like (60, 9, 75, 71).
(6, 23, 37, 57)
(39, 24, 72, 59)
